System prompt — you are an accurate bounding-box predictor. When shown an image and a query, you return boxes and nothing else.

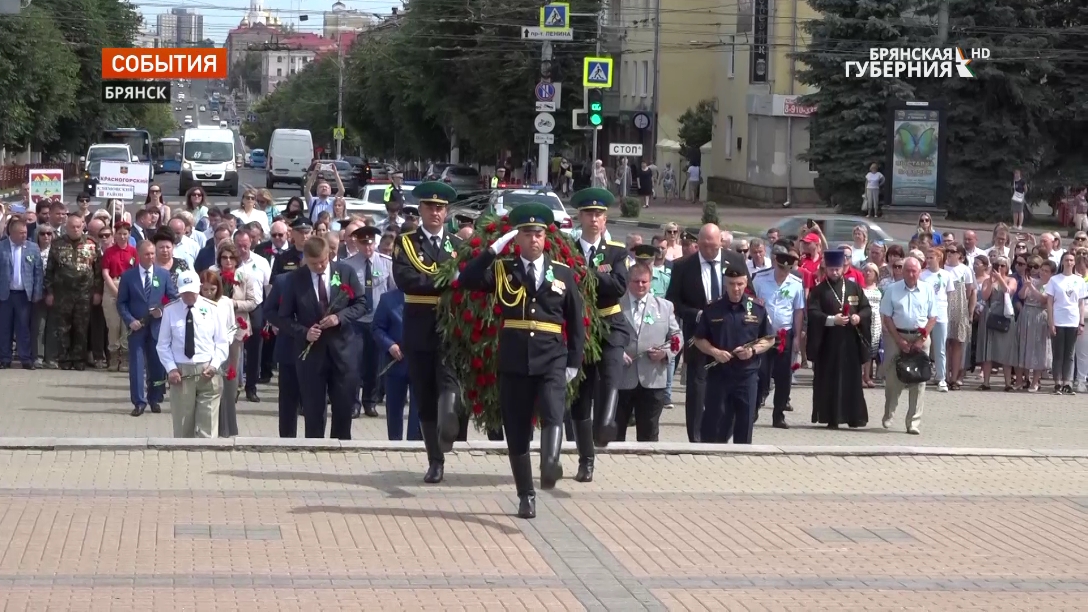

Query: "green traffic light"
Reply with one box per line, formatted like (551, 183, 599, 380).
(590, 102, 602, 111)
(589, 114, 602, 126)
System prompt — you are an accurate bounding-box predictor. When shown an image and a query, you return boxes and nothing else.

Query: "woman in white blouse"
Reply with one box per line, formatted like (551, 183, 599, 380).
(231, 188, 271, 236)
(208, 241, 259, 436)
(920, 247, 956, 392)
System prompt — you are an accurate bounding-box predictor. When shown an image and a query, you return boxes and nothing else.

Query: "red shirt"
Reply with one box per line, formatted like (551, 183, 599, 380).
(799, 256, 821, 289)
(844, 267, 866, 286)
(102, 244, 138, 280)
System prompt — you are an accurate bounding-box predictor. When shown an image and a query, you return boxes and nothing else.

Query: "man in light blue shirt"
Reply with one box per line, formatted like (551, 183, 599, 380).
(878, 255, 937, 435)
(752, 243, 804, 428)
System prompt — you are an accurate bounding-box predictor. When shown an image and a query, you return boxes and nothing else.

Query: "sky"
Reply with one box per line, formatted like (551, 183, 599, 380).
(135, 0, 400, 44)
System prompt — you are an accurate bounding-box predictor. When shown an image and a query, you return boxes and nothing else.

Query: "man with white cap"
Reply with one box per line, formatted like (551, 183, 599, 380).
(156, 269, 231, 438)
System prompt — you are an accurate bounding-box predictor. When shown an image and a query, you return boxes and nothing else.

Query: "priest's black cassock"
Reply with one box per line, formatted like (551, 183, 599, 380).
(806, 274, 871, 428)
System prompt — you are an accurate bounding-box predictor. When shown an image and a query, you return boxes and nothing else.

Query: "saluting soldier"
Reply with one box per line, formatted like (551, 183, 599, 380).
(459, 202, 586, 519)
(392, 181, 464, 484)
(44, 213, 104, 370)
(344, 226, 394, 418)
(567, 187, 631, 483)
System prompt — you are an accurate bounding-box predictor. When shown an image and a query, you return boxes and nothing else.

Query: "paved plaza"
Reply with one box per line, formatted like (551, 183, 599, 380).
(3, 368, 1088, 448)
(0, 450, 1084, 609)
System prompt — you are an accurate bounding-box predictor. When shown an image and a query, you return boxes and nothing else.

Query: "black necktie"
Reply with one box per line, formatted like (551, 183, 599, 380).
(431, 236, 441, 253)
(526, 262, 537, 291)
(184, 306, 195, 359)
(708, 261, 721, 301)
(318, 273, 329, 310)
(587, 245, 597, 267)
(144, 269, 152, 302)
(364, 259, 374, 314)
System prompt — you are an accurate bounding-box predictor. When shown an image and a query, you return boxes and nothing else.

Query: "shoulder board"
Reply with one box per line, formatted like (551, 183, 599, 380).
(378, 253, 392, 260)
(606, 241, 625, 249)
(551, 260, 570, 268)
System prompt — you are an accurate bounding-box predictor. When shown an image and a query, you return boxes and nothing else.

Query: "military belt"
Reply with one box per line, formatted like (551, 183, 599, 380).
(502, 320, 563, 334)
(405, 295, 440, 306)
(598, 304, 622, 317)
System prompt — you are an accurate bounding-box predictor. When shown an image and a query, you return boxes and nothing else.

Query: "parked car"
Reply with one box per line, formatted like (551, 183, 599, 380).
(437, 164, 483, 191)
(447, 188, 573, 234)
(304, 160, 360, 197)
(771, 214, 897, 246)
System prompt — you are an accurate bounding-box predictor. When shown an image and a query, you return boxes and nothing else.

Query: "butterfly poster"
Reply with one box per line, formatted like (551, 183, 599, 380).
(888, 106, 943, 209)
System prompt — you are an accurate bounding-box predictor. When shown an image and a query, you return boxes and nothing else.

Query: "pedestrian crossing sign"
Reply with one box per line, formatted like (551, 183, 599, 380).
(583, 57, 613, 88)
(539, 3, 569, 30)
(333, 127, 345, 140)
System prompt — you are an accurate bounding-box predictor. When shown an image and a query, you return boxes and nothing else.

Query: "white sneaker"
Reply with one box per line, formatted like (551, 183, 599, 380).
(881, 417, 891, 429)
(1077, 382, 1087, 394)
(792, 373, 798, 385)
(938, 381, 948, 392)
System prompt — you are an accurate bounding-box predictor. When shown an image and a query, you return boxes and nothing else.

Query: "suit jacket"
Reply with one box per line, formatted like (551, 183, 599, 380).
(193, 240, 217, 274)
(264, 274, 296, 364)
(116, 265, 178, 340)
(0, 238, 44, 302)
(372, 290, 408, 378)
(277, 261, 367, 369)
(620, 294, 681, 390)
(666, 249, 750, 339)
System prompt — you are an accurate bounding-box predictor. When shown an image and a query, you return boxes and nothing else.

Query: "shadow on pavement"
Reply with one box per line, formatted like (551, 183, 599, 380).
(210, 469, 508, 500)
(53, 383, 130, 392)
(289, 505, 521, 534)
(37, 396, 129, 406)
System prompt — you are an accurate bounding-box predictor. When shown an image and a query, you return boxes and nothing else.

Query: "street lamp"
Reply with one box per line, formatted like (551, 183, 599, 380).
(333, 1, 346, 159)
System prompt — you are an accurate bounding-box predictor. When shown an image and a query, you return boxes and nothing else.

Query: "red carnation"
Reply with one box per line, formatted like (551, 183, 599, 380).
(221, 270, 235, 286)
(543, 239, 552, 250)
(161, 295, 170, 305)
(236, 316, 248, 330)
(583, 317, 590, 327)
(531, 416, 538, 427)
(560, 245, 571, 257)
(473, 403, 484, 416)
(492, 305, 502, 315)
(670, 335, 681, 353)
(475, 374, 487, 386)
(513, 245, 521, 256)
(548, 224, 557, 233)
(483, 346, 492, 358)
(462, 310, 474, 322)
(486, 373, 496, 384)
(502, 224, 511, 233)
(471, 357, 484, 370)
(470, 330, 482, 343)
(777, 328, 788, 354)
(453, 327, 463, 338)
(469, 237, 482, 248)
(452, 292, 463, 304)
(264, 247, 274, 255)
(791, 362, 802, 371)
(472, 249, 481, 257)
(225, 366, 237, 381)
(458, 261, 467, 271)
(485, 325, 497, 337)
(343, 284, 356, 299)
(467, 389, 478, 400)
(260, 327, 272, 340)
(473, 319, 484, 332)
(843, 302, 850, 316)
(486, 222, 497, 232)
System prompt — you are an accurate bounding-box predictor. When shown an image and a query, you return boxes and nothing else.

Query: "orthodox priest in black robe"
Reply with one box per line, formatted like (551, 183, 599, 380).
(805, 250, 871, 428)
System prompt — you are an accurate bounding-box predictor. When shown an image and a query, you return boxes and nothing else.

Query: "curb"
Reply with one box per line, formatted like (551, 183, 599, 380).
(0, 438, 1084, 458)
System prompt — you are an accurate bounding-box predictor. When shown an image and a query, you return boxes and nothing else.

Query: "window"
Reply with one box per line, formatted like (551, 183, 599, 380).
(623, 60, 630, 96)
(727, 35, 736, 78)
(276, 55, 283, 63)
(725, 116, 734, 158)
(809, 160, 818, 173)
(640, 61, 649, 96)
(183, 141, 233, 163)
(276, 68, 282, 76)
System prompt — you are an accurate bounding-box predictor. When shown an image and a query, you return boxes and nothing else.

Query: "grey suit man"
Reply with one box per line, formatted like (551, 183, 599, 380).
(342, 226, 394, 418)
(0, 219, 45, 368)
(617, 259, 681, 441)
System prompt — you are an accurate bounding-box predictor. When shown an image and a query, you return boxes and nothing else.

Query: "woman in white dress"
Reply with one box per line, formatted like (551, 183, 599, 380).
(208, 241, 259, 437)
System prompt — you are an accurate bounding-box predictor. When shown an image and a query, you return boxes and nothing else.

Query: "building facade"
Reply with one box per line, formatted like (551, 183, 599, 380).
(156, 9, 203, 46)
(708, 0, 819, 207)
(226, 23, 281, 70)
(323, 9, 374, 39)
(259, 34, 338, 95)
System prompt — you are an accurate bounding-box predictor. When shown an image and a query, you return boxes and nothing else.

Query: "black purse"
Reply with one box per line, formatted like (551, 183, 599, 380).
(986, 312, 1011, 332)
(895, 350, 933, 385)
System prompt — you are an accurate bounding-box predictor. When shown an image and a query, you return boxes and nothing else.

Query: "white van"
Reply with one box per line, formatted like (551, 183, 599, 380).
(179, 127, 238, 197)
(266, 128, 313, 188)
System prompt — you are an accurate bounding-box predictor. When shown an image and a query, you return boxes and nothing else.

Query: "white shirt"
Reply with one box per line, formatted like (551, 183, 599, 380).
(520, 255, 545, 291)
(865, 172, 884, 189)
(139, 265, 154, 289)
(156, 296, 230, 373)
(579, 237, 603, 263)
(944, 262, 975, 287)
(747, 258, 772, 274)
(232, 207, 271, 235)
(420, 226, 444, 251)
(1049, 248, 1066, 266)
(9, 241, 23, 291)
(173, 235, 201, 269)
(189, 230, 207, 249)
(237, 254, 271, 301)
(699, 251, 722, 303)
(920, 268, 955, 323)
(1044, 273, 1087, 327)
(312, 268, 332, 304)
(964, 247, 983, 266)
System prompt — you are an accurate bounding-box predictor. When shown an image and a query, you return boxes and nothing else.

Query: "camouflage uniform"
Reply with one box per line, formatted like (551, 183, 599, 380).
(44, 234, 103, 369)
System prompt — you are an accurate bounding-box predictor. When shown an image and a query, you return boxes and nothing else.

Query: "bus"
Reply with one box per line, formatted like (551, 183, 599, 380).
(99, 128, 154, 180)
(154, 137, 182, 174)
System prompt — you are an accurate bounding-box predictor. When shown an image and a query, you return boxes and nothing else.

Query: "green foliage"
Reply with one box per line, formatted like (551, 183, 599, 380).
(252, 0, 598, 161)
(243, 56, 340, 151)
(133, 104, 178, 140)
(701, 201, 719, 225)
(677, 100, 715, 158)
(620, 197, 641, 218)
(229, 52, 263, 95)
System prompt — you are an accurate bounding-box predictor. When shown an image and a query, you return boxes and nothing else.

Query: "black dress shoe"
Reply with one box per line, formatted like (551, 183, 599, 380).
(150, 403, 162, 414)
(364, 405, 379, 418)
(773, 420, 789, 429)
(351, 403, 362, 419)
(424, 461, 444, 484)
(0, 363, 10, 369)
(257, 376, 272, 384)
(73, 363, 86, 371)
(517, 494, 536, 519)
(246, 390, 260, 402)
(130, 405, 146, 417)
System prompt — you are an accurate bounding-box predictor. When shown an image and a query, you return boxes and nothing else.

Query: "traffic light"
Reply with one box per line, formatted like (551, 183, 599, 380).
(588, 89, 603, 127)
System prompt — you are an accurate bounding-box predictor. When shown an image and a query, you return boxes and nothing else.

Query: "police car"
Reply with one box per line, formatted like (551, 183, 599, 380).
(358, 181, 421, 209)
(488, 188, 573, 234)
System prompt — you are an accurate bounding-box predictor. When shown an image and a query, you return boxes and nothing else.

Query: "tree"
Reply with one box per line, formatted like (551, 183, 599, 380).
(243, 56, 340, 150)
(677, 100, 715, 160)
(229, 52, 264, 95)
(0, 5, 80, 149)
(795, 0, 919, 212)
(133, 104, 177, 140)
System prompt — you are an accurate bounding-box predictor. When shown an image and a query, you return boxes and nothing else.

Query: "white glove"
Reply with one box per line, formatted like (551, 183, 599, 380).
(489, 229, 519, 254)
(565, 367, 578, 383)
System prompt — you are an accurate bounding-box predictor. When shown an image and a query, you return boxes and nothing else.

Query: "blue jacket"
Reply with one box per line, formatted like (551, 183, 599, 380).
(0, 238, 44, 302)
(194, 239, 217, 274)
(264, 274, 296, 364)
(116, 265, 178, 340)
(372, 289, 408, 378)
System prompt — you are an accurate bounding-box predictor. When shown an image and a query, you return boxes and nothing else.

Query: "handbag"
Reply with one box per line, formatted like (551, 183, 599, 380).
(861, 193, 869, 212)
(986, 311, 1012, 332)
(895, 350, 933, 385)
(1012, 190, 1025, 203)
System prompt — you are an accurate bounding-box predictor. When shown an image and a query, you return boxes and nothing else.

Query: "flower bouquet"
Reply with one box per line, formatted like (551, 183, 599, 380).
(299, 271, 356, 360)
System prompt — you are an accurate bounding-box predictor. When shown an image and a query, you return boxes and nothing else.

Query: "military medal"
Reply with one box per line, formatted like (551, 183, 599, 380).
(551, 278, 566, 293)
(593, 252, 605, 267)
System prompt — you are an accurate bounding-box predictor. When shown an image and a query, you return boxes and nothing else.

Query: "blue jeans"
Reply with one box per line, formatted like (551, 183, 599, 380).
(384, 368, 420, 440)
(929, 321, 948, 383)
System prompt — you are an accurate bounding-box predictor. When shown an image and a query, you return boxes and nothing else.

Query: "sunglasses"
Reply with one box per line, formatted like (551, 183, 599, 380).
(271, 232, 285, 238)
(665, 229, 678, 234)
(892, 264, 904, 270)
(243, 195, 255, 200)
(1029, 264, 1040, 270)
(99, 233, 112, 239)
(920, 218, 931, 222)
(775, 255, 797, 265)
(737, 249, 749, 254)
(150, 189, 160, 193)
(77, 199, 90, 203)
(221, 254, 236, 260)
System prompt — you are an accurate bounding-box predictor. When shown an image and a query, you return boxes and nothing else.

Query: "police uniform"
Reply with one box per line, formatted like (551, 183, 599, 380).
(567, 187, 631, 483)
(383, 173, 405, 207)
(270, 217, 311, 279)
(459, 202, 586, 519)
(694, 262, 772, 444)
(391, 181, 464, 484)
(344, 226, 393, 418)
(752, 244, 804, 428)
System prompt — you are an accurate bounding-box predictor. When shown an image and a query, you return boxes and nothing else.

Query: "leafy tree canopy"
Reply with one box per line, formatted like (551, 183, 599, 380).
(677, 100, 715, 160)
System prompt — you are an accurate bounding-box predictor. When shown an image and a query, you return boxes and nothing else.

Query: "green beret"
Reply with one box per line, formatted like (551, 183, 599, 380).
(508, 202, 554, 229)
(631, 244, 658, 260)
(570, 187, 615, 211)
(412, 181, 457, 206)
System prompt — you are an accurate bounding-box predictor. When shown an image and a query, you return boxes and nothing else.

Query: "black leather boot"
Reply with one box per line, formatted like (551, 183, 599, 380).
(594, 388, 619, 448)
(539, 425, 564, 490)
(436, 391, 460, 453)
(509, 453, 536, 519)
(420, 422, 445, 484)
(573, 419, 595, 482)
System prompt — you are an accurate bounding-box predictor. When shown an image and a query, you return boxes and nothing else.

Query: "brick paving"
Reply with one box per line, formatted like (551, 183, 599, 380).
(0, 451, 1084, 609)
(4, 368, 1088, 449)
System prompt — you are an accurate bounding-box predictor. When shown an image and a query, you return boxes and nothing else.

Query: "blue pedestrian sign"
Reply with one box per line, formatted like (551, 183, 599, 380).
(535, 81, 556, 102)
(540, 3, 570, 30)
(583, 57, 613, 88)
(246, 113, 257, 123)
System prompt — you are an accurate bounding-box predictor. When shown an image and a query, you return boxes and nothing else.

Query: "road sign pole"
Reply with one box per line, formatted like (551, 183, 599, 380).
(538, 40, 550, 187)
(591, 11, 602, 165)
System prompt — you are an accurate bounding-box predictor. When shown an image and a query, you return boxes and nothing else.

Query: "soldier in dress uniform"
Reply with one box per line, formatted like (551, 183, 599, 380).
(44, 213, 104, 370)
(567, 187, 631, 483)
(344, 225, 394, 418)
(692, 261, 774, 444)
(391, 181, 464, 484)
(459, 202, 586, 519)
